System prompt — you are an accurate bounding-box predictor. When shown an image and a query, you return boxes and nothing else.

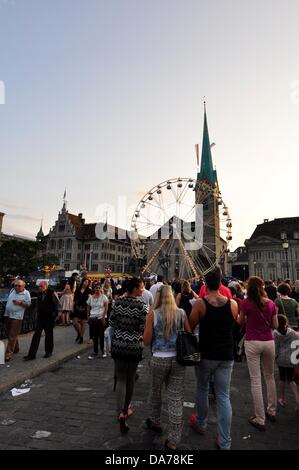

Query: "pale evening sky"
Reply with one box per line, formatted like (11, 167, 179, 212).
(1, 0, 299, 249)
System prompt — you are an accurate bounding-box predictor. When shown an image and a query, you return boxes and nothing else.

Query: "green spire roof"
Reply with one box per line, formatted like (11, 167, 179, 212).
(197, 102, 217, 186)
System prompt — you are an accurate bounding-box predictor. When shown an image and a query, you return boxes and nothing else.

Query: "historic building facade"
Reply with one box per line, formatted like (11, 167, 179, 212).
(42, 201, 132, 273)
(245, 217, 299, 281)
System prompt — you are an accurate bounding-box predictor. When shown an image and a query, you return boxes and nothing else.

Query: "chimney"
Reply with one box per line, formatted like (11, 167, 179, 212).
(78, 213, 85, 224)
(0, 212, 4, 234)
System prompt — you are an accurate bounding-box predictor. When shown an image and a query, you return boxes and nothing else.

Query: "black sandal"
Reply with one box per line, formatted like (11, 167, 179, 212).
(119, 416, 130, 434)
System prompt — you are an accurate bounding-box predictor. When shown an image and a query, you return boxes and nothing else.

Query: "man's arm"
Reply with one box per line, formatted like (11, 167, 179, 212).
(189, 299, 205, 330)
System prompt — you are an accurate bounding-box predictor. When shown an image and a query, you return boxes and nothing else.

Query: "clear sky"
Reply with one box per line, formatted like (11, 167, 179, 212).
(1, 0, 299, 249)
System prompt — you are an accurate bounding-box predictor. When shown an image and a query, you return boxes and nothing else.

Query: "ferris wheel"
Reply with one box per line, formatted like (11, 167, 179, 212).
(130, 177, 232, 280)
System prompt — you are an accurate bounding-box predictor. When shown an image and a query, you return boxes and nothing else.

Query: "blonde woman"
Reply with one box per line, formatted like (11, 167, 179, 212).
(143, 285, 191, 450)
(60, 284, 74, 326)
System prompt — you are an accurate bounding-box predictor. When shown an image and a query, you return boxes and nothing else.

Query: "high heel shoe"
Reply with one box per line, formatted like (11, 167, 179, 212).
(119, 416, 130, 434)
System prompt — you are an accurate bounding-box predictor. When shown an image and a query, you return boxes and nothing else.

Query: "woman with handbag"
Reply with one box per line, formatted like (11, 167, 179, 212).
(72, 279, 92, 344)
(143, 285, 192, 450)
(87, 284, 109, 359)
(189, 267, 238, 450)
(238, 276, 278, 431)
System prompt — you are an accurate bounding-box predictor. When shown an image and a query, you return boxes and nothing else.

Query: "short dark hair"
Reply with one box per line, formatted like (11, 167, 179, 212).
(205, 267, 221, 291)
(277, 283, 291, 296)
(157, 274, 163, 283)
(127, 277, 144, 294)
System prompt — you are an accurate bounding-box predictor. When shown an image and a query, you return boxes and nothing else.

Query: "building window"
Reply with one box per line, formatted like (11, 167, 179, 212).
(268, 266, 277, 281)
(256, 266, 264, 278)
(93, 243, 99, 250)
(77, 253, 81, 260)
(267, 252, 274, 260)
(84, 244, 91, 251)
(50, 239, 56, 250)
(294, 232, 299, 240)
(93, 253, 99, 260)
(64, 264, 70, 270)
(66, 252, 71, 260)
(280, 232, 287, 240)
(58, 239, 64, 250)
(78, 243, 82, 250)
(281, 251, 287, 261)
(255, 252, 262, 260)
(59, 224, 65, 232)
(66, 239, 72, 250)
(91, 264, 98, 272)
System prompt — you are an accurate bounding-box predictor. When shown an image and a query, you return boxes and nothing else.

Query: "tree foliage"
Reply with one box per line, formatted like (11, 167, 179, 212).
(0, 240, 59, 276)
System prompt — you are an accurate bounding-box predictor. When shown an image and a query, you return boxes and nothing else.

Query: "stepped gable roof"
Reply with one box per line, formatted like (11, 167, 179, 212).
(68, 213, 82, 228)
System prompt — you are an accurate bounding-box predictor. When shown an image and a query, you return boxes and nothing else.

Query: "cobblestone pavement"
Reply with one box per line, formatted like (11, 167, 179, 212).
(0, 348, 298, 451)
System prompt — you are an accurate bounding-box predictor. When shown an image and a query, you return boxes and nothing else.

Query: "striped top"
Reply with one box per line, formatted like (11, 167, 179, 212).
(109, 296, 148, 362)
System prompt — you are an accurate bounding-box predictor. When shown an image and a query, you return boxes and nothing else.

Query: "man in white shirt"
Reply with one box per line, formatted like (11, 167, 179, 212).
(141, 289, 154, 309)
(149, 275, 164, 301)
(4, 280, 31, 362)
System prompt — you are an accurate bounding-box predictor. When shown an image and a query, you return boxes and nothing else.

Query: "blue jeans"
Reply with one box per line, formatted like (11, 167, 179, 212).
(195, 359, 234, 450)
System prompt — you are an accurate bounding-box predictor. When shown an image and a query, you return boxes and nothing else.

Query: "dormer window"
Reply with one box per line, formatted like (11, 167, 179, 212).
(280, 232, 287, 240)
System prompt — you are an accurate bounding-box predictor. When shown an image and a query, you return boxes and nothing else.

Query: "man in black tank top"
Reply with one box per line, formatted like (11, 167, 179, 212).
(189, 268, 238, 450)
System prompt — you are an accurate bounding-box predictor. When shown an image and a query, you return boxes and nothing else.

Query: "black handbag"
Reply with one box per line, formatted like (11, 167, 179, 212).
(176, 316, 201, 366)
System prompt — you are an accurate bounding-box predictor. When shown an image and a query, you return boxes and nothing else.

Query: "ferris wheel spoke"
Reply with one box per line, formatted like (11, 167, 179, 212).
(177, 181, 189, 205)
(200, 245, 214, 267)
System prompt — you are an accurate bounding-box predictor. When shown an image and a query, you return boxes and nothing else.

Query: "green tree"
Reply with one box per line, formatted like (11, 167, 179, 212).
(0, 240, 59, 276)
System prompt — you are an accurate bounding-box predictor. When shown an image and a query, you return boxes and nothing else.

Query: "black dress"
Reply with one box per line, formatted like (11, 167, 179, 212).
(73, 287, 92, 320)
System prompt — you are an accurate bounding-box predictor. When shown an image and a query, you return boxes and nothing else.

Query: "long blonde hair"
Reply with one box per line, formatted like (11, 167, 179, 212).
(152, 285, 179, 339)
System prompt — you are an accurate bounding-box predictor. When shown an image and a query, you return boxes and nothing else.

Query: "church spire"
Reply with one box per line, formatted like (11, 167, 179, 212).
(197, 101, 217, 186)
(36, 218, 44, 241)
(62, 188, 67, 212)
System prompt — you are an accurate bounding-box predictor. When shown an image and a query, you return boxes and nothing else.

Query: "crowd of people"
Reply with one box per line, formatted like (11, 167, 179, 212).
(2, 270, 299, 449)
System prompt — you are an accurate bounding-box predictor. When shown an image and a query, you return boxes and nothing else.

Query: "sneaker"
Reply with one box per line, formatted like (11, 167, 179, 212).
(248, 416, 266, 431)
(43, 353, 52, 358)
(78, 337, 83, 344)
(188, 414, 206, 435)
(102, 353, 107, 358)
(88, 353, 98, 360)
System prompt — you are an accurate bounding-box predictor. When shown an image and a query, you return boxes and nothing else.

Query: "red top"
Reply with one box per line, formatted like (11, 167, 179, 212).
(198, 284, 233, 299)
(241, 298, 277, 341)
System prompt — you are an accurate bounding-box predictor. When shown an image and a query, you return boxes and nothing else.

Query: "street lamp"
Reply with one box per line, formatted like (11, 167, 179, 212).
(282, 239, 289, 279)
